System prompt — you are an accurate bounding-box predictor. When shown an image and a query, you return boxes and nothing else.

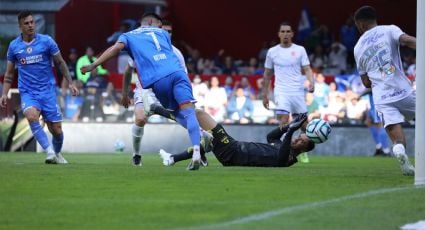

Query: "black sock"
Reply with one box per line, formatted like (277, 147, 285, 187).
(151, 104, 175, 120)
(172, 147, 206, 163)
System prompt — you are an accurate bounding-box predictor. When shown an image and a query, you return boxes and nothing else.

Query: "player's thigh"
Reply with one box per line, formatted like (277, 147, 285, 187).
(396, 93, 416, 121)
(375, 103, 405, 128)
(39, 89, 62, 122)
(171, 72, 196, 108)
(290, 94, 308, 114)
(20, 92, 41, 121)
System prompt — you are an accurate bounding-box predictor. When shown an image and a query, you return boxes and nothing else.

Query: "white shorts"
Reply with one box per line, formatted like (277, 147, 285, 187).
(375, 92, 416, 128)
(274, 93, 307, 114)
(133, 88, 159, 105)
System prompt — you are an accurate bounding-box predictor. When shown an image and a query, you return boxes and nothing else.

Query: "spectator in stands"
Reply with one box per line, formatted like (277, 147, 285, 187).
(106, 21, 132, 73)
(313, 73, 330, 108)
(76, 46, 109, 89)
(306, 92, 321, 120)
(406, 56, 416, 78)
(309, 45, 328, 72)
(79, 81, 105, 122)
(223, 75, 234, 98)
(62, 48, 82, 93)
(192, 75, 209, 109)
(221, 56, 238, 75)
(325, 42, 348, 75)
(200, 58, 222, 75)
(258, 41, 269, 63)
(345, 96, 367, 124)
(239, 76, 256, 99)
(323, 93, 346, 124)
(245, 57, 262, 75)
(328, 82, 341, 100)
(204, 76, 227, 123)
(226, 87, 254, 124)
(340, 16, 358, 70)
(256, 78, 273, 101)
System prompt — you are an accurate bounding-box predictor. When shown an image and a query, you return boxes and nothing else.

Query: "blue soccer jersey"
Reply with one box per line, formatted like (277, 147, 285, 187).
(7, 34, 59, 93)
(117, 26, 184, 88)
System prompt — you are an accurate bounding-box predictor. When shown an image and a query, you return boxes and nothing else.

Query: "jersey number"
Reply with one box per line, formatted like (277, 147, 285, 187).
(146, 32, 161, 51)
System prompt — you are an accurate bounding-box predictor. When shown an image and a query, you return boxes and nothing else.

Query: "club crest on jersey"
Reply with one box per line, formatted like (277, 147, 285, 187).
(26, 47, 32, 54)
(291, 51, 296, 57)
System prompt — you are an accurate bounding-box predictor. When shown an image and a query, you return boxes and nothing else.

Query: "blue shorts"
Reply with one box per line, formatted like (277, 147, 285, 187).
(151, 71, 196, 110)
(20, 86, 62, 122)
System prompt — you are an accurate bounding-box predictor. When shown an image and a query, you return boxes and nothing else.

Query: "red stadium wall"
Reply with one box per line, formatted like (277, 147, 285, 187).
(166, 0, 416, 59)
(54, 0, 415, 60)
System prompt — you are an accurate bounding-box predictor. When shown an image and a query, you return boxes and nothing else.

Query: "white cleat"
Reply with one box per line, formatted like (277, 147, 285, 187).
(45, 154, 58, 164)
(395, 153, 415, 176)
(141, 90, 156, 117)
(56, 153, 69, 164)
(159, 149, 175, 166)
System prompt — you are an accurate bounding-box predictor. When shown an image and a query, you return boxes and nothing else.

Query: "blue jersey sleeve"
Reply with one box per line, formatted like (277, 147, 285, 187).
(7, 42, 16, 63)
(47, 36, 60, 56)
(117, 34, 128, 48)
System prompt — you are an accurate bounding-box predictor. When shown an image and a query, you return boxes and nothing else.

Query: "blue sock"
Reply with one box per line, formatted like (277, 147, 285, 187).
(29, 122, 50, 150)
(52, 133, 64, 153)
(369, 126, 380, 145)
(174, 111, 188, 129)
(378, 127, 390, 149)
(177, 108, 200, 146)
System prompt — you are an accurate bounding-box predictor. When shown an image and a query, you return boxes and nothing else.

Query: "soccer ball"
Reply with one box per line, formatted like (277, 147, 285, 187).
(113, 139, 126, 152)
(305, 118, 332, 143)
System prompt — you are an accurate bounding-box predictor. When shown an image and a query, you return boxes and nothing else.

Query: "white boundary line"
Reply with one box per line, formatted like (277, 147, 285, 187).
(178, 185, 425, 230)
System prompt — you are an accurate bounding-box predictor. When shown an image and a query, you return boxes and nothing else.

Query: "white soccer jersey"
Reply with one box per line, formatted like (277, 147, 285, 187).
(354, 25, 413, 105)
(264, 44, 310, 95)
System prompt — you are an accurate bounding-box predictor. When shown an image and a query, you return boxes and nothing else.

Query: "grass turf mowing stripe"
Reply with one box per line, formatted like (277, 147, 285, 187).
(182, 185, 425, 230)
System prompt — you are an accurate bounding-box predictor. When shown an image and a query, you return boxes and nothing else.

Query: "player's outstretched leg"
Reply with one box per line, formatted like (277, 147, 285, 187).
(393, 144, 414, 176)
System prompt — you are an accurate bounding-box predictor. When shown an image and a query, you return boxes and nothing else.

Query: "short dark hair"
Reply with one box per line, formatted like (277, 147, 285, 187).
(354, 5, 377, 21)
(305, 140, 315, 152)
(18, 11, 32, 22)
(141, 12, 162, 22)
(279, 21, 293, 31)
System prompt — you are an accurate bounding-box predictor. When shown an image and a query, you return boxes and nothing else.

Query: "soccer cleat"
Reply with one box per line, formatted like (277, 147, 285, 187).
(56, 153, 68, 164)
(374, 148, 390, 157)
(298, 152, 310, 163)
(187, 150, 201, 171)
(200, 154, 209, 167)
(395, 153, 415, 176)
(45, 154, 58, 164)
(141, 90, 155, 117)
(159, 149, 174, 166)
(200, 130, 213, 153)
(132, 154, 142, 166)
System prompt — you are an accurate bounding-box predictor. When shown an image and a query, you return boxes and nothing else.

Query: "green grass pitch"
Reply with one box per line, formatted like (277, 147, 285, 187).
(0, 152, 424, 230)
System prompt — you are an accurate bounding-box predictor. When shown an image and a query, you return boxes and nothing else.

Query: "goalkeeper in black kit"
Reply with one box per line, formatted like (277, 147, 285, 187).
(159, 112, 315, 168)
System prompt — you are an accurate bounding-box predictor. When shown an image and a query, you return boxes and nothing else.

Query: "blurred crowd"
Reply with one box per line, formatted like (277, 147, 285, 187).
(3, 17, 415, 125)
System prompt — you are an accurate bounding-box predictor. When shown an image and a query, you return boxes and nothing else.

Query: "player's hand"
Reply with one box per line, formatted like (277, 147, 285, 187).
(80, 65, 94, 75)
(289, 114, 308, 130)
(262, 96, 269, 109)
(69, 83, 79, 96)
(121, 95, 131, 108)
(0, 95, 7, 108)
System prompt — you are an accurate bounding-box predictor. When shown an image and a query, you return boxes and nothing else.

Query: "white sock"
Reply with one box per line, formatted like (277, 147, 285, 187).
(392, 144, 406, 157)
(383, 148, 391, 154)
(193, 145, 200, 160)
(45, 146, 55, 156)
(132, 124, 144, 155)
(376, 143, 382, 149)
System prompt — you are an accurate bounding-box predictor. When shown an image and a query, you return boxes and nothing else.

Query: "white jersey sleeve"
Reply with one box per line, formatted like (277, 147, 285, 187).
(172, 45, 187, 74)
(300, 47, 310, 67)
(264, 49, 274, 70)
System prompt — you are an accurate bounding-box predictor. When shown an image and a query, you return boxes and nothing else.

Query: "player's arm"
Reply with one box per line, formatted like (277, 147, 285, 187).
(400, 34, 416, 50)
(303, 65, 315, 93)
(80, 42, 124, 74)
(53, 53, 79, 96)
(262, 68, 273, 109)
(0, 61, 16, 108)
(121, 64, 134, 108)
(360, 74, 372, 88)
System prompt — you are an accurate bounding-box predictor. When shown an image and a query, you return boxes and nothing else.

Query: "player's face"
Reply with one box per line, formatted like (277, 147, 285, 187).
(19, 15, 35, 37)
(291, 134, 310, 150)
(278, 25, 293, 44)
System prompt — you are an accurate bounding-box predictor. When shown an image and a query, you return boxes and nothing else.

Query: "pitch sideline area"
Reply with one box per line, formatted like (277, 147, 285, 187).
(0, 152, 424, 229)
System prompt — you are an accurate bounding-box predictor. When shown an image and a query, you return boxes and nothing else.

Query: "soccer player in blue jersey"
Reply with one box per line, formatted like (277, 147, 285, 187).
(81, 13, 203, 170)
(0, 11, 79, 164)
